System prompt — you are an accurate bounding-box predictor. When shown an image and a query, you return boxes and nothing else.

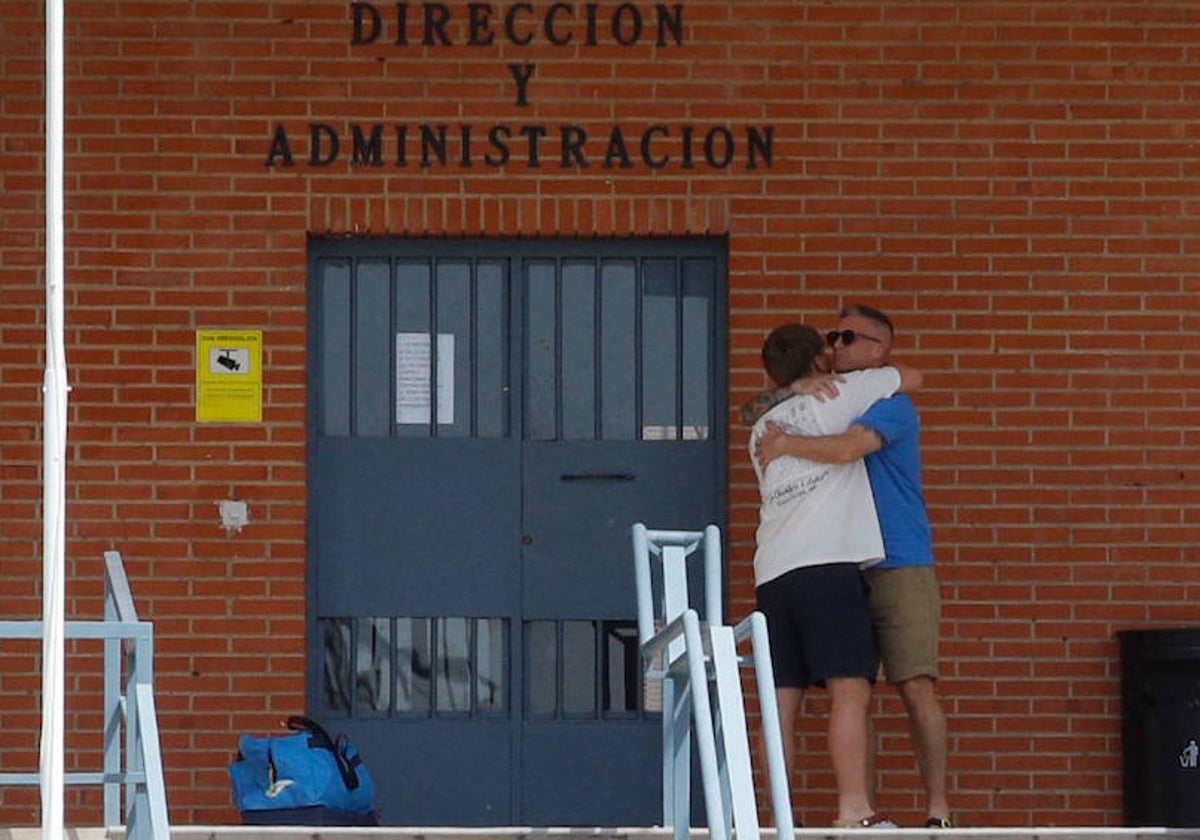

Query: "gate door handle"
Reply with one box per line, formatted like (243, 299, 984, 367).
(559, 472, 636, 482)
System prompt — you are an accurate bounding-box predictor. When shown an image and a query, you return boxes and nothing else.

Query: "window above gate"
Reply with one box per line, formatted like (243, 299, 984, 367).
(312, 245, 718, 442)
(524, 256, 714, 442)
(316, 256, 509, 439)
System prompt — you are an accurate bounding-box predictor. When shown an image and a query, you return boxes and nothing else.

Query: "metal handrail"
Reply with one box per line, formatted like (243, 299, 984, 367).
(0, 550, 171, 840)
(631, 523, 793, 840)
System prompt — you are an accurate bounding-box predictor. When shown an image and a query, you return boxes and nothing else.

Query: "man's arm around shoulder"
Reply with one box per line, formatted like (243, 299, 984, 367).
(755, 422, 883, 468)
(894, 364, 922, 392)
(740, 364, 920, 427)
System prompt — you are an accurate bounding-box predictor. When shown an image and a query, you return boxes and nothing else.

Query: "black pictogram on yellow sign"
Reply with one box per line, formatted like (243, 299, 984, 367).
(196, 330, 263, 422)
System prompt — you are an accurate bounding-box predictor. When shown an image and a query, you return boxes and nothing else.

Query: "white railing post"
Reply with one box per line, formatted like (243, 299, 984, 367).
(103, 566, 123, 827)
(0, 551, 171, 840)
(633, 523, 794, 840)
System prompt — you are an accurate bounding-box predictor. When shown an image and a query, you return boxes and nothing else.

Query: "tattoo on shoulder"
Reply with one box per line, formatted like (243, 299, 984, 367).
(738, 386, 792, 426)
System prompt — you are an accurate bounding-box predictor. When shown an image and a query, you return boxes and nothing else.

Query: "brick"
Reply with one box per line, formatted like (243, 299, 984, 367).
(0, 0, 1197, 827)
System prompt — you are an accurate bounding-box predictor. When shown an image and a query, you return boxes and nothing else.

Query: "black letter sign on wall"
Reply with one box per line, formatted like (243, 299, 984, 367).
(263, 3, 774, 170)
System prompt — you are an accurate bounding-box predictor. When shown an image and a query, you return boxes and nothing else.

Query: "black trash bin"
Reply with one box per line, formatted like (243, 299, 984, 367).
(1119, 628, 1200, 827)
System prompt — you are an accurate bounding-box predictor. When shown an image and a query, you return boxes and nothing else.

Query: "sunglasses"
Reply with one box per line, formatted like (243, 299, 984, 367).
(826, 329, 883, 348)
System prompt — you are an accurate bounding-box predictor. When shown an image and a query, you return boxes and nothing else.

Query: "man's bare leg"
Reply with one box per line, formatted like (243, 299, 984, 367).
(826, 676, 875, 824)
(766, 687, 804, 827)
(898, 675, 950, 821)
(773, 687, 804, 779)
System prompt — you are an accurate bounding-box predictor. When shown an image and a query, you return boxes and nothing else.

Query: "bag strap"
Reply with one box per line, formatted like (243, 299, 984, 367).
(286, 716, 361, 791)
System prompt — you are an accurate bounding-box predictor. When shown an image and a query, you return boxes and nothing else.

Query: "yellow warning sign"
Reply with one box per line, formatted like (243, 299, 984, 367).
(196, 330, 263, 423)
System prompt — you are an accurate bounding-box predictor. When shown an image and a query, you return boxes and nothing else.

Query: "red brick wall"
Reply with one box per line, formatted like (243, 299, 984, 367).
(2, 0, 1198, 828)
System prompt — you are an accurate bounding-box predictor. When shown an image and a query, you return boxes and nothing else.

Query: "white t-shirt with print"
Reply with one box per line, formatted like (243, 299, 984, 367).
(750, 367, 902, 586)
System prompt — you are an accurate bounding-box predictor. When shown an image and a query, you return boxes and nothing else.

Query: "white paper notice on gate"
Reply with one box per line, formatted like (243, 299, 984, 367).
(395, 332, 454, 425)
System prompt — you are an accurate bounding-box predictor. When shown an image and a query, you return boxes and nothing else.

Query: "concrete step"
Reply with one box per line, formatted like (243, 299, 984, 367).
(100, 825, 1200, 840)
(8, 826, 1200, 840)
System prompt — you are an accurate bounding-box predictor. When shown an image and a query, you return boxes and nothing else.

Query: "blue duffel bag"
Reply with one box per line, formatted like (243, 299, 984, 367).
(229, 716, 379, 825)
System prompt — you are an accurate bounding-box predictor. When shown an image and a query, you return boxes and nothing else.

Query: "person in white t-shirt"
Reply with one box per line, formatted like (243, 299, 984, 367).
(749, 322, 919, 829)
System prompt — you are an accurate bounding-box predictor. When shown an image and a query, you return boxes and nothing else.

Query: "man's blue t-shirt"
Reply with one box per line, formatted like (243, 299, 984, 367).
(855, 394, 934, 568)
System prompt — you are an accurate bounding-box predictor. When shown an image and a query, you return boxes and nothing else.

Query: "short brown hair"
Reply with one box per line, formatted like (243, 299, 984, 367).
(761, 323, 825, 387)
(841, 303, 894, 340)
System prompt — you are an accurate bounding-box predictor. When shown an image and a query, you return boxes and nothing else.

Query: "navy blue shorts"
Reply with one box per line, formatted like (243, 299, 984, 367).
(755, 562, 878, 689)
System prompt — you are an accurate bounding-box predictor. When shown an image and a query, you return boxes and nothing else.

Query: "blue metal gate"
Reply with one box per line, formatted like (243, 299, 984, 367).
(307, 238, 726, 825)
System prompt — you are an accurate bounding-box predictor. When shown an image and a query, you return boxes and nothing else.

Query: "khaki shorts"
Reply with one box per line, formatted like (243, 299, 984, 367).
(864, 565, 941, 684)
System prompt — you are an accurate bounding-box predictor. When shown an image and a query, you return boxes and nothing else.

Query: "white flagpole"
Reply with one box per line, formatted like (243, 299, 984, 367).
(42, 0, 68, 835)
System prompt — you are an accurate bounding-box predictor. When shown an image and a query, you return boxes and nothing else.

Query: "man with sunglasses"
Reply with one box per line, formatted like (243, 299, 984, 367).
(748, 321, 921, 830)
(743, 304, 952, 830)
